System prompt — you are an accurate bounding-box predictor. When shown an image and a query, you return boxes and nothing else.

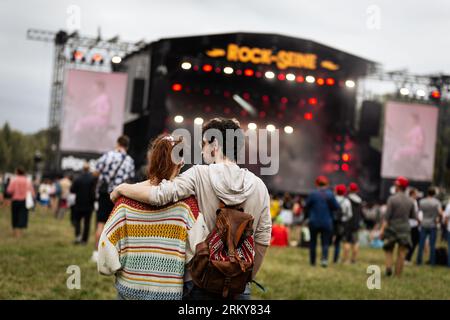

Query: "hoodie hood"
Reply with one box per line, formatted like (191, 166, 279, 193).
(208, 163, 256, 206)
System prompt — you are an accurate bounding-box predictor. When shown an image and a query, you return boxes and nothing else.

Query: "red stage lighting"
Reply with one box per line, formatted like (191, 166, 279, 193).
(308, 97, 318, 105)
(317, 78, 325, 85)
(235, 69, 242, 75)
(296, 76, 304, 83)
(326, 78, 335, 86)
(342, 153, 350, 162)
(193, 65, 199, 71)
(281, 97, 288, 104)
(259, 111, 266, 118)
(341, 163, 350, 171)
(431, 90, 441, 99)
(202, 64, 213, 72)
(73, 50, 83, 60)
(172, 83, 183, 91)
(255, 71, 263, 78)
(240, 110, 248, 117)
(262, 95, 270, 102)
(215, 67, 221, 73)
(304, 112, 313, 120)
(223, 91, 231, 98)
(244, 69, 254, 76)
(243, 92, 251, 100)
(277, 73, 286, 81)
(224, 107, 231, 114)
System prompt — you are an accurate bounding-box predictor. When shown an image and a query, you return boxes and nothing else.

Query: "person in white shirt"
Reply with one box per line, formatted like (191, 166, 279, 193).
(333, 184, 352, 264)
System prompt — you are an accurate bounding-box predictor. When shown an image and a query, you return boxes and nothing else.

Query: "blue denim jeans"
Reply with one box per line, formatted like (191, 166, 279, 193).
(183, 281, 251, 300)
(309, 225, 332, 265)
(416, 227, 437, 265)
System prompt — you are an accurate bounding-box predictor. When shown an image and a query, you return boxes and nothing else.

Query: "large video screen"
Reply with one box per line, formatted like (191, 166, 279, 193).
(381, 101, 438, 181)
(60, 69, 128, 153)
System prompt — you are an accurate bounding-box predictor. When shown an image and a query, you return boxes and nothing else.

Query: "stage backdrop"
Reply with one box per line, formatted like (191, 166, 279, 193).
(381, 101, 438, 182)
(60, 69, 128, 153)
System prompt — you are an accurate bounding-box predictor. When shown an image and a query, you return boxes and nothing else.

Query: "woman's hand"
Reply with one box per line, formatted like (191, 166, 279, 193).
(110, 184, 126, 203)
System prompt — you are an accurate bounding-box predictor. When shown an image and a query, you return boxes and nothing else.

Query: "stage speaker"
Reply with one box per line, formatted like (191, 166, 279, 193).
(359, 100, 382, 138)
(130, 78, 145, 114)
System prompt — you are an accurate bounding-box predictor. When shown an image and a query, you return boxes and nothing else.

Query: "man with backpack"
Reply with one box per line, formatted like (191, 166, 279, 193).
(343, 182, 363, 264)
(304, 176, 340, 267)
(333, 184, 352, 264)
(110, 118, 271, 300)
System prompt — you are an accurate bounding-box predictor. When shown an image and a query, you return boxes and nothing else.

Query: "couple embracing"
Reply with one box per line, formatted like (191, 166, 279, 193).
(98, 118, 272, 300)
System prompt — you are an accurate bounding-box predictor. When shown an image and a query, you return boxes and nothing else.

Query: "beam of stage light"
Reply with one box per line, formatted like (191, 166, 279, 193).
(232, 94, 257, 117)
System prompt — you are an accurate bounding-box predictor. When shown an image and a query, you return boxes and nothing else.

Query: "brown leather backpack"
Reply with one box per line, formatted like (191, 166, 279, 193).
(188, 202, 255, 298)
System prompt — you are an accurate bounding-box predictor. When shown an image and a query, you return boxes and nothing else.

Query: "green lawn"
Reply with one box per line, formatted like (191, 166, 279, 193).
(0, 205, 449, 300)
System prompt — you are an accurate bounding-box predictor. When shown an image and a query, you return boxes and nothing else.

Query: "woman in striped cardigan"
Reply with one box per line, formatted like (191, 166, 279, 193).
(98, 134, 207, 300)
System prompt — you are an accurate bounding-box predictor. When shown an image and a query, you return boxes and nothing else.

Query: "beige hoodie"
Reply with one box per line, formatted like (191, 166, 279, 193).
(148, 163, 272, 246)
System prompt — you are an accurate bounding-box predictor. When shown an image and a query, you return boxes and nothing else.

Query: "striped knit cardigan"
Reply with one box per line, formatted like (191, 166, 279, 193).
(98, 196, 205, 300)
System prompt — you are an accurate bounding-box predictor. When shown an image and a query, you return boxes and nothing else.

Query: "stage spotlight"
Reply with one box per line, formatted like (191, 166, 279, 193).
(326, 78, 335, 86)
(341, 163, 350, 172)
(296, 76, 305, 83)
(172, 83, 183, 91)
(304, 112, 313, 120)
(266, 124, 276, 132)
(181, 62, 192, 70)
(345, 80, 356, 88)
(284, 126, 294, 134)
(174, 115, 184, 123)
(400, 88, 410, 96)
(342, 153, 350, 162)
(223, 66, 234, 74)
(277, 73, 286, 81)
(286, 73, 296, 81)
(265, 71, 275, 79)
(248, 123, 257, 130)
(317, 78, 325, 85)
(430, 90, 441, 103)
(72, 50, 83, 62)
(416, 89, 426, 97)
(305, 75, 315, 83)
(194, 117, 204, 125)
(308, 97, 318, 105)
(92, 53, 103, 63)
(244, 69, 254, 76)
(202, 64, 213, 72)
(111, 56, 122, 64)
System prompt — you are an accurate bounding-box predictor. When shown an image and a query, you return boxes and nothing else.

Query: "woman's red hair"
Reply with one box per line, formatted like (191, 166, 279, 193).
(147, 134, 183, 184)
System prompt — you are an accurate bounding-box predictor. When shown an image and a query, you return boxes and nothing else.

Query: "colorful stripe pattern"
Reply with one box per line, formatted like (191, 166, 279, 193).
(103, 196, 199, 300)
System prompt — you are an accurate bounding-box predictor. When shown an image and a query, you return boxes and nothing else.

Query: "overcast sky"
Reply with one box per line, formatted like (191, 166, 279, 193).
(1, 0, 449, 133)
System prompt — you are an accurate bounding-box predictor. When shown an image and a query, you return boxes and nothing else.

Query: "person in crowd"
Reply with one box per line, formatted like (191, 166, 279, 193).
(270, 194, 281, 221)
(279, 192, 294, 230)
(99, 134, 206, 300)
(38, 179, 52, 210)
(304, 176, 340, 268)
(49, 178, 59, 212)
(92, 135, 135, 262)
(444, 201, 450, 267)
(362, 202, 381, 230)
(110, 118, 272, 300)
(6, 167, 35, 238)
(405, 188, 420, 264)
(380, 177, 417, 276)
(0, 174, 4, 205)
(333, 184, 352, 264)
(343, 182, 363, 264)
(55, 173, 72, 220)
(271, 215, 289, 247)
(416, 186, 443, 266)
(71, 163, 96, 245)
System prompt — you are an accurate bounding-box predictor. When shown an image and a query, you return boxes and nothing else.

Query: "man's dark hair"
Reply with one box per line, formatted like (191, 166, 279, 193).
(16, 167, 25, 175)
(427, 186, 436, 197)
(202, 118, 244, 161)
(117, 135, 130, 149)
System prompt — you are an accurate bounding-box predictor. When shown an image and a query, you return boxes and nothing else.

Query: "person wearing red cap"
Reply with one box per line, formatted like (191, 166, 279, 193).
(304, 176, 340, 267)
(343, 182, 363, 264)
(333, 184, 353, 263)
(380, 176, 417, 276)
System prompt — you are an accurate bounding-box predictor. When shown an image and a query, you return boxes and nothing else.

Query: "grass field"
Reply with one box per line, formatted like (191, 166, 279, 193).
(0, 205, 449, 300)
